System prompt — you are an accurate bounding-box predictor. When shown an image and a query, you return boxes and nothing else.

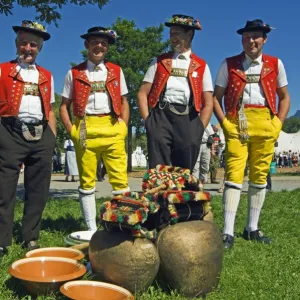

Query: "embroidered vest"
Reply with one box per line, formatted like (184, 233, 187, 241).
(0, 60, 52, 120)
(224, 53, 278, 117)
(71, 61, 122, 117)
(148, 52, 207, 112)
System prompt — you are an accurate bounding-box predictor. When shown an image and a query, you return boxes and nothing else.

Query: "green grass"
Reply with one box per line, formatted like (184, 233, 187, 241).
(271, 172, 300, 177)
(1, 190, 300, 299)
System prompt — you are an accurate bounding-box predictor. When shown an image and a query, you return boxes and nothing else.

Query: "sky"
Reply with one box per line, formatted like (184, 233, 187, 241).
(0, 0, 299, 123)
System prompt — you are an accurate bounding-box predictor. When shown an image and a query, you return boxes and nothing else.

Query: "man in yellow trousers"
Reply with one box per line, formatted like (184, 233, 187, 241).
(60, 26, 130, 231)
(213, 19, 290, 249)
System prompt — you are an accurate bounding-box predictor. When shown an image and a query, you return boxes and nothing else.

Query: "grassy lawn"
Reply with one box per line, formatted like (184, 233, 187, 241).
(1, 189, 300, 299)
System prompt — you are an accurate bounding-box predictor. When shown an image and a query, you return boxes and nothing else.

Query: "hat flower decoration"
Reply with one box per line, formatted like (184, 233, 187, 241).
(165, 14, 202, 30)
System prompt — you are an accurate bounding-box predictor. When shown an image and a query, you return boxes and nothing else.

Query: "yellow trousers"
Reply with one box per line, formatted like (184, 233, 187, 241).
(222, 108, 282, 187)
(71, 115, 129, 193)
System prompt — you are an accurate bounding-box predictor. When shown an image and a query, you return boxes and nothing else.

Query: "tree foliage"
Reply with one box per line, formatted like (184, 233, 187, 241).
(53, 93, 68, 152)
(282, 116, 300, 133)
(79, 18, 169, 170)
(0, 0, 110, 26)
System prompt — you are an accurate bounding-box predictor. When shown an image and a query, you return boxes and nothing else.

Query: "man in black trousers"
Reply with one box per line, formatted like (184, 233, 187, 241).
(138, 14, 213, 171)
(0, 20, 56, 260)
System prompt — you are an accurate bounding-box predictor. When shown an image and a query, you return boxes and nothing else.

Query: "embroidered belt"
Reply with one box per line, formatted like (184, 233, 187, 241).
(171, 68, 188, 78)
(23, 83, 40, 96)
(90, 81, 106, 93)
(246, 74, 260, 83)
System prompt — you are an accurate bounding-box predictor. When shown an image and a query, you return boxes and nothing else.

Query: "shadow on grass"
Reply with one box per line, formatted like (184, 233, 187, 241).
(12, 215, 83, 244)
(16, 185, 79, 200)
(41, 215, 83, 233)
(5, 277, 30, 299)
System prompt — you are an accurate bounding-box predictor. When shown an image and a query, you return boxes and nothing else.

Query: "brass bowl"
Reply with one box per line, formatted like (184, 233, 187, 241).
(9, 257, 86, 296)
(25, 247, 85, 261)
(60, 280, 134, 299)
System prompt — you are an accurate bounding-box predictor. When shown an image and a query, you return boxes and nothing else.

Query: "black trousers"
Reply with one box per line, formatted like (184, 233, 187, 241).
(145, 105, 204, 171)
(0, 120, 55, 247)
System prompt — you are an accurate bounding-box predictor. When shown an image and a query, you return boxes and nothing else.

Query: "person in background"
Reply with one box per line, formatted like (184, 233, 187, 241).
(192, 123, 215, 187)
(64, 138, 79, 182)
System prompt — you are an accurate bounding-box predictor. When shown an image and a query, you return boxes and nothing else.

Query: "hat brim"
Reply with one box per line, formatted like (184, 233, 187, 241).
(80, 32, 115, 44)
(165, 22, 201, 30)
(237, 27, 271, 35)
(13, 26, 50, 41)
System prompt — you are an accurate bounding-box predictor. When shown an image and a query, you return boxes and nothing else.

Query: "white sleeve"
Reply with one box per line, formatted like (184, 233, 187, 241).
(142, 58, 157, 83)
(202, 64, 213, 92)
(61, 70, 74, 99)
(277, 59, 288, 88)
(63, 140, 68, 149)
(120, 68, 128, 96)
(206, 123, 215, 135)
(214, 59, 229, 88)
(50, 75, 55, 103)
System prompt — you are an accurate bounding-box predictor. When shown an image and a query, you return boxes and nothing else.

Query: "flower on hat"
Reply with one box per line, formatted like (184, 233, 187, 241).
(108, 29, 117, 38)
(168, 16, 201, 29)
(22, 20, 47, 32)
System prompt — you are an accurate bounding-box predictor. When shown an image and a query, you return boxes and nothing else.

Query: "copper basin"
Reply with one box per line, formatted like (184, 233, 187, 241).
(60, 280, 135, 299)
(9, 257, 86, 296)
(25, 247, 85, 261)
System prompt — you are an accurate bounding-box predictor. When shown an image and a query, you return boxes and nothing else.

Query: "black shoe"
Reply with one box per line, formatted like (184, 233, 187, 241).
(23, 240, 40, 251)
(243, 229, 272, 244)
(0, 247, 8, 262)
(223, 234, 234, 249)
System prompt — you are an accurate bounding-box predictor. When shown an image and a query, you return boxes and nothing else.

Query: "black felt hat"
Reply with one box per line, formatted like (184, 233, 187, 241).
(13, 20, 50, 41)
(237, 19, 272, 35)
(80, 26, 117, 44)
(165, 14, 202, 30)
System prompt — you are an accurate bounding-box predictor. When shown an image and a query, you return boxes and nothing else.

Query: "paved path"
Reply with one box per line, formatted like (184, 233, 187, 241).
(17, 173, 300, 200)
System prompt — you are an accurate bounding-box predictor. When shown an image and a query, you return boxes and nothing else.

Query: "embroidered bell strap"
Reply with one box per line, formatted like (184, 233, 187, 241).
(171, 68, 188, 78)
(238, 101, 250, 141)
(21, 123, 43, 141)
(79, 115, 87, 148)
(142, 164, 202, 192)
(90, 81, 106, 93)
(123, 192, 160, 213)
(23, 82, 40, 96)
(246, 74, 260, 84)
(158, 190, 210, 204)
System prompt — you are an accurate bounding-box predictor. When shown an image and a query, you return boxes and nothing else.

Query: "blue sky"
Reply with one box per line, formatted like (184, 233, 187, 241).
(1, 0, 299, 122)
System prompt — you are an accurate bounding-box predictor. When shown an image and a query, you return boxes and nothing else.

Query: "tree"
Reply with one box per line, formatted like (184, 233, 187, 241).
(79, 18, 169, 171)
(0, 0, 110, 25)
(282, 116, 300, 133)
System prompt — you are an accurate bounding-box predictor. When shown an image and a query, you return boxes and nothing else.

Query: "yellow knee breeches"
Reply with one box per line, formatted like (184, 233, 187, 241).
(71, 115, 128, 192)
(222, 108, 282, 186)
